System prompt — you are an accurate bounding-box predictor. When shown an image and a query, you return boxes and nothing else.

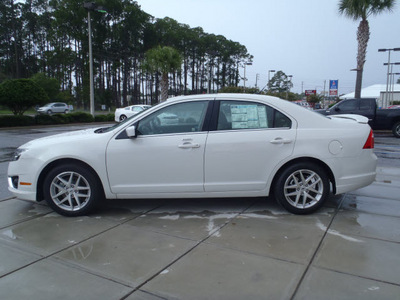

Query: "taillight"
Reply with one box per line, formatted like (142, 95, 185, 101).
(363, 130, 374, 149)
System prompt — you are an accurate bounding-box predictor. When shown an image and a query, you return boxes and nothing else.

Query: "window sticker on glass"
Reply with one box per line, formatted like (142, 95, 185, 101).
(231, 105, 268, 129)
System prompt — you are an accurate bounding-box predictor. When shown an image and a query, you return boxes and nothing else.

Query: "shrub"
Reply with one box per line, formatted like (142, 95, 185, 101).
(0, 115, 35, 127)
(35, 114, 58, 125)
(0, 112, 113, 127)
(95, 113, 114, 122)
(68, 112, 94, 123)
(0, 79, 49, 115)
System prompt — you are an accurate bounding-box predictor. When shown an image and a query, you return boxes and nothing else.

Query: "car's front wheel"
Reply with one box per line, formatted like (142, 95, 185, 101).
(43, 164, 102, 216)
(273, 162, 330, 214)
(119, 115, 127, 122)
(47, 110, 52, 115)
(392, 121, 400, 138)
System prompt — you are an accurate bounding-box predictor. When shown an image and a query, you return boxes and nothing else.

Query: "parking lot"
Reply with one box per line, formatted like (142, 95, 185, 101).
(0, 125, 400, 299)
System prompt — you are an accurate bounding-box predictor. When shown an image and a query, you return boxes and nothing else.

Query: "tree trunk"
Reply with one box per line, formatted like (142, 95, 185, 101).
(161, 72, 169, 101)
(355, 19, 370, 98)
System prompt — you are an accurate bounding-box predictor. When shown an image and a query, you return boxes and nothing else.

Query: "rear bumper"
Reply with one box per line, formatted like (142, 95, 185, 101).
(332, 151, 377, 194)
(335, 171, 376, 194)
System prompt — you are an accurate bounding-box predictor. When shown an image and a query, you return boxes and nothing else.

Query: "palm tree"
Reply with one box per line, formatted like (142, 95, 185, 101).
(338, 0, 396, 98)
(143, 46, 182, 102)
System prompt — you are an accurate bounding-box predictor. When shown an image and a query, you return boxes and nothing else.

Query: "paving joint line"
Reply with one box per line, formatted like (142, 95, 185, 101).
(120, 198, 259, 300)
(289, 195, 346, 299)
(0, 203, 166, 283)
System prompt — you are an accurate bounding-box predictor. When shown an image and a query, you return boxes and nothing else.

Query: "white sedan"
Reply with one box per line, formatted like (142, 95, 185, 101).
(114, 104, 151, 122)
(8, 94, 377, 216)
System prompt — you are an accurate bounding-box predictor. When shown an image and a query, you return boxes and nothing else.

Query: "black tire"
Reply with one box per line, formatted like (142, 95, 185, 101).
(64, 109, 69, 114)
(43, 164, 102, 216)
(47, 110, 52, 115)
(119, 115, 127, 122)
(392, 121, 400, 138)
(273, 162, 330, 214)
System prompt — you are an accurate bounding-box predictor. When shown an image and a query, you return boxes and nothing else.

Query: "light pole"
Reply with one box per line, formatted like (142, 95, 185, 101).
(379, 48, 400, 108)
(84, 2, 106, 117)
(389, 72, 400, 104)
(268, 70, 275, 92)
(384, 62, 400, 106)
(243, 60, 252, 90)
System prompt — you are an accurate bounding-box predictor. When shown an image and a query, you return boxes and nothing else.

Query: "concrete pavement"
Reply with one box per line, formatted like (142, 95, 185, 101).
(1, 126, 400, 299)
(0, 165, 399, 299)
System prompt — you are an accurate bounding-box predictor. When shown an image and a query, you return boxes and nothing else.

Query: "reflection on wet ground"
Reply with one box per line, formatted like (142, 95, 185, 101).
(0, 147, 16, 163)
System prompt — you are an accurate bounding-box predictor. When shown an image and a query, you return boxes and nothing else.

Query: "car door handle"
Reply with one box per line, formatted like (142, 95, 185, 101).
(178, 142, 200, 149)
(270, 138, 293, 145)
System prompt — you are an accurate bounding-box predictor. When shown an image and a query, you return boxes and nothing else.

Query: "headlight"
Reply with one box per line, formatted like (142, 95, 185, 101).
(13, 148, 27, 161)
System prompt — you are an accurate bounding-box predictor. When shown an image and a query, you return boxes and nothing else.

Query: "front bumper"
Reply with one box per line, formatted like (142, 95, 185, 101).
(7, 177, 37, 201)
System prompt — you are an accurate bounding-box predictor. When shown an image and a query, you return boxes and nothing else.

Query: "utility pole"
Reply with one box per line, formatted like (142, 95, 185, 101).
(84, 2, 107, 117)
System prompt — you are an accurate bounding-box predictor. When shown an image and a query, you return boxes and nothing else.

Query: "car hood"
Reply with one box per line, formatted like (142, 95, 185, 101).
(19, 128, 102, 150)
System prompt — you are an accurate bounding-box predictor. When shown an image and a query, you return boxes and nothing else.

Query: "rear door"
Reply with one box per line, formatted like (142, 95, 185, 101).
(204, 100, 296, 192)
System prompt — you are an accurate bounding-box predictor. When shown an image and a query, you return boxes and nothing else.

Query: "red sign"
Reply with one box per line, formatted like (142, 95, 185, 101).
(329, 90, 338, 96)
(305, 90, 316, 96)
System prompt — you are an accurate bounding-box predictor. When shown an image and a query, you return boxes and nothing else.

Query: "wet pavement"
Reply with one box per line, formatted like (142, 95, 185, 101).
(0, 126, 400, 299)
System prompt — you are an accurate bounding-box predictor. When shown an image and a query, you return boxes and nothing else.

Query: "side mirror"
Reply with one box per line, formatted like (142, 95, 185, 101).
(126, 126, 137, 138)
(334, 107, 340, 111)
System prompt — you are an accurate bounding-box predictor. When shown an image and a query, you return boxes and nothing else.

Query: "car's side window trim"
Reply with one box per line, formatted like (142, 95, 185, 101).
(201, 100, 215, 132)
(115, 100, 213, 140)
(210, 100, 292, 131)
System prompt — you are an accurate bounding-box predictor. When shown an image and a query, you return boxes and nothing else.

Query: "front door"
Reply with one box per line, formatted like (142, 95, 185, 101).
(106, 101, 209, 196)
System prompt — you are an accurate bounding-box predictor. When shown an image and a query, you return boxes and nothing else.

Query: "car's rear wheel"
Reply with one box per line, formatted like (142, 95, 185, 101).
(119, 115, 127, 121)
(43, 164, 102, 216)
(64, 109, 69, 114)
(392, 121, 400, 138)
(274, 162, 330, 214)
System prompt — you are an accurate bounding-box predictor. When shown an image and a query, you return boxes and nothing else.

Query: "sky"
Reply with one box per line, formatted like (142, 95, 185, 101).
(138, 0, 400, 95)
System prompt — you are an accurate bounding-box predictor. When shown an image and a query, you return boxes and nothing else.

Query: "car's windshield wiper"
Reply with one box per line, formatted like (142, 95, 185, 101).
(95, 127, 109, 133)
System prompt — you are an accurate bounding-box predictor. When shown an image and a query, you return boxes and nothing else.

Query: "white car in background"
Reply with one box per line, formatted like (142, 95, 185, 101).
(115, 104, 151, 122)
(8, 94, 377, 216)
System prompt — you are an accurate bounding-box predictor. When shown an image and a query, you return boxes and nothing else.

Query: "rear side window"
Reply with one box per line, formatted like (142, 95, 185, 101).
(360, 99, 373, 110)
(217, 101, 291, 130)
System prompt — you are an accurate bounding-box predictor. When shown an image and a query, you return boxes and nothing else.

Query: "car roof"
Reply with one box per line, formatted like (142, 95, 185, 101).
(165, 93, 302, 111)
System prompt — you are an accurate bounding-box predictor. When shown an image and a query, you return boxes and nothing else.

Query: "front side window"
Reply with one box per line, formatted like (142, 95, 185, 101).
(137, 101, 208, 135)
(217, 101, 291, 130)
